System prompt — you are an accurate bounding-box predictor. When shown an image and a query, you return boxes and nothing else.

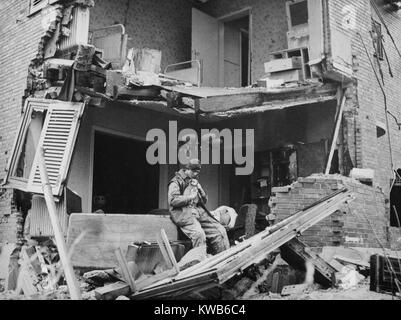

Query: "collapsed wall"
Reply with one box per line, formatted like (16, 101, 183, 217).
(269, 174, 392, 249)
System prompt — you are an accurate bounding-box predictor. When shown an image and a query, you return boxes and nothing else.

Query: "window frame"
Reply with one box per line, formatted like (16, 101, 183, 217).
(28, 0, 48, 16)
(286, 0, 309, 30)
(4, 99, 49, 192)
(28, 0, 59, 16)
(3, 98, 85, 196)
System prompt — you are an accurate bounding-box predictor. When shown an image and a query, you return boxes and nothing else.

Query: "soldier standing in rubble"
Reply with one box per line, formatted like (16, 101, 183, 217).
(168, 159, 230, 255)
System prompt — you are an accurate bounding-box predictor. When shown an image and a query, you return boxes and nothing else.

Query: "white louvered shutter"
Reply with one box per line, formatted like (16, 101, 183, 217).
(29, 0, 48, 15)
(27, 102, 85, 196)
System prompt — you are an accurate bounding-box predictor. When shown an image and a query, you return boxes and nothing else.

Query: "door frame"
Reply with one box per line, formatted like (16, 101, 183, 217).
(217, 7, 252, 87)
(88, 125, 164, 213)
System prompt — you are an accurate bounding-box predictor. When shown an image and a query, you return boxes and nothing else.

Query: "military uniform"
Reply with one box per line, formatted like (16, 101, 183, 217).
(168, 169, 230, 254)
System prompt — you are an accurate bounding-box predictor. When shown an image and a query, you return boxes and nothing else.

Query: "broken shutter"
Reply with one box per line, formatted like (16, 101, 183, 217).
(29, 0, 48, 15)
(27, 102, 85, 196)
(3, 99, 49, 192)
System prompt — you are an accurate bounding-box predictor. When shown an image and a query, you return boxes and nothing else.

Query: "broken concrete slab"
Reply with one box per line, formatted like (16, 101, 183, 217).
(319, 247, 369, 269)
(350, 168, 374, 184)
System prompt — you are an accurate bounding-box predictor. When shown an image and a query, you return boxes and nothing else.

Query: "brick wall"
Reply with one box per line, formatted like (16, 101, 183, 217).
(0, 1, 44, 181)
(327, 0, 401, 196)
(270, 174, 389, 248)
(0, 0, 45, 240)
(0, 190, 24, 243)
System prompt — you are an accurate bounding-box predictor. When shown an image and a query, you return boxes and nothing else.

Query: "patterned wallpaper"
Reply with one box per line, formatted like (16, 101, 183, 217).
(90, 0, 288, 81)
(90, 0, 192, 70)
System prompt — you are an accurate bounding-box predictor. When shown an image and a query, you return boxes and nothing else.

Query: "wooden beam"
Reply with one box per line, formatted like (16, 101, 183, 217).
(198, 92, 263, 113)
(135, 268, 179, 292)
(94, 281, 130, 300)
(325, 93, 346, 174)
(156, 234, 173, 270)
(114, 248, 137, 293)
(160, 229, 180, 274)
(38, 148, 81, 300)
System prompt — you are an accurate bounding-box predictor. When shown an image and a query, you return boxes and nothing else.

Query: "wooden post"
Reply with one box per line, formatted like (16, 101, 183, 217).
(156, 234, 173, 269)
(325, 93, 346, 175)
(114, 247, 137, 293)
(38, 147, 81, 300)
(160, 229, 180, 274)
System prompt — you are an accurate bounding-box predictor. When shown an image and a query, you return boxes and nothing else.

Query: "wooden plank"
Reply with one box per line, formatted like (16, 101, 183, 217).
(67, 214, 179, 269)
(156, 234, 173, 270)
(267, 69, 304, 82)
(264, 57, 303, 73)
(94, 281, 130, 300)
(38, 148, 81, 300)
(114, 248, 137, 293)
(160, 229, 180, 274)
(135, 268, 179, 291)
(131, 270, 218, 300)
(325, 93, 346, 174)
(198, 92, 263, 113)
(131, 191, 352, 298)
(177, 189, 350, 280)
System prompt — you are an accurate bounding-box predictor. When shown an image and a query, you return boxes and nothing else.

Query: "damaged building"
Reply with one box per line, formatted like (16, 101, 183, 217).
(0, 0, 401, 299)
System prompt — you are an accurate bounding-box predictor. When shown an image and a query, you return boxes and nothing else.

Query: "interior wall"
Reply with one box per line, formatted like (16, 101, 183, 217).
(209, 101, 337, 203)
(68, 103, 194, 213)
(90, 0, 192, 71)
(201, 0, 289, 81)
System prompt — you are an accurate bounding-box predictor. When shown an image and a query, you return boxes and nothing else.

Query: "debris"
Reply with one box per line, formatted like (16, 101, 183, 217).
(280, 238, 336, 287)
(158, 229, 180, 274)
(349, 168, 374, 185)
(0, 243, 17, 279)
(123, 48, 162, 75)
(177, 246, 207, 271)
(83, 269, 121, 286)
(319, 246, 369, 271)
(116, 295, 130, 300)
(114, 247, 137, 293)
(131, 189, 353, 299)
(281, 283, 312, 296)
(94, 281, 130, 300)
(127, 242, 186, 274)
(333, 254, 370, 269)
(264, 57, 303, 74)
(335, 265, 365, 290)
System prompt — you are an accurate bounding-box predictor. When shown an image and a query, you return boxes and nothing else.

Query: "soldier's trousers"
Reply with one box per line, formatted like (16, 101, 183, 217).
(178, 209, 230, 255)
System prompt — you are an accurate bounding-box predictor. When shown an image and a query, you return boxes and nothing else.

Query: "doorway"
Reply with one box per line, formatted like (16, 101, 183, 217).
(92, 131, 159, 214)
(223, 15, 250, 87)
(191, 8, 251, 87)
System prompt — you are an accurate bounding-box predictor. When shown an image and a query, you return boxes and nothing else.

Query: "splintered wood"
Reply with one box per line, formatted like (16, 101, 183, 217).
(131, 189, 353, 299)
